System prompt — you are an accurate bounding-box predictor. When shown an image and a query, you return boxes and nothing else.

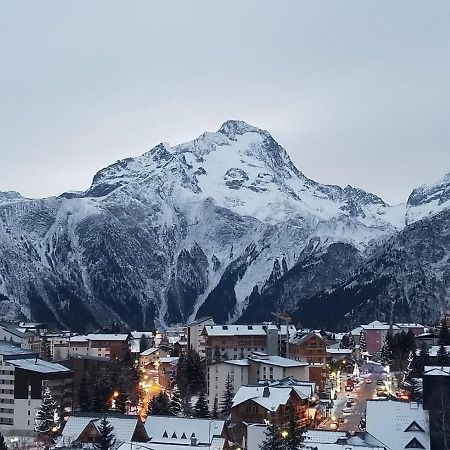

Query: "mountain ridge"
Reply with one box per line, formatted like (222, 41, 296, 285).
(0, 120, 449, 330)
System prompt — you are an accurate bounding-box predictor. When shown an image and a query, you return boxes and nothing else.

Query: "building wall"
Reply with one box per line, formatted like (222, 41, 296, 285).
(188, 318, 214, 356)
(0, 360, 15, 429)
(205, 335, 268, 361)
(365, 330, 387, 354)
(207, 363, 249, 408)
(140, 348, 169, 367)
(290, 335, 327, 365)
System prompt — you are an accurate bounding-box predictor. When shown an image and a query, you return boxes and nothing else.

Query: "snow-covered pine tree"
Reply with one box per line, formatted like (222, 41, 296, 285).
(260, 421, 283, 450)
(93, 416, 116, 450)
(359, 330, 367, 353)
(35, 386, 60, 437)
(220, 373, 234, 417)
(436, 344, 450, 366)
(194, 392, 209, 418)
(170, 385, 182, 416)
(347, 333, 355, 350)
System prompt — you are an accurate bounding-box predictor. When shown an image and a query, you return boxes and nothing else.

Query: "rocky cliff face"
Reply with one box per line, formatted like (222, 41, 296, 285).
(0, 120, 448, 330)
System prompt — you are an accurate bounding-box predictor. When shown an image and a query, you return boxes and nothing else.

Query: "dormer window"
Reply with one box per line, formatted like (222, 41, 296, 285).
(171, 432, 177, 438)
(405, 437, 425, 448)
(163, 431, 168, 438)
(404, 421, 425, 432)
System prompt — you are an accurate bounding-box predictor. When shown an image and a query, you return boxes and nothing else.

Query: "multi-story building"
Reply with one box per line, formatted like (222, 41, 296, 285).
(68, 334, 131, 360)
(206, 352, 309, 407)
(230, 383, 314, 427)
(289, 332, 328, 364)
(0, 322, 42, 352)
(202, 324, 281, 361)
(0, 341, 72, 434)
(187, 316, 214, 356)
(139, 347, 170, 368)
(86, 334, 130, 360)
(68, 335, 89, 356)
(361, 321, 400, 354)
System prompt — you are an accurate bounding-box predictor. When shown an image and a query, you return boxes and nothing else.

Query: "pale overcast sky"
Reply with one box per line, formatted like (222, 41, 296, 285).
(0, 1, 449, 205)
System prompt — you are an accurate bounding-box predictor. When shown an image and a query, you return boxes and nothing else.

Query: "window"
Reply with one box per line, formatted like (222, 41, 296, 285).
(405, 438, 425, 449)
(404, 421, 425, 432)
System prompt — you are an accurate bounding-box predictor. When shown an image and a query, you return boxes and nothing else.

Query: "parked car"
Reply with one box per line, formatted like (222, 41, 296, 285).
(342, 407, 352, 414)
(376, 379, 384, 386)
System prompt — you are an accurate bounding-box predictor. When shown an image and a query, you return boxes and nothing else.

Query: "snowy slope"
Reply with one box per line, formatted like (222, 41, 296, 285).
(0, 120, 449, 329)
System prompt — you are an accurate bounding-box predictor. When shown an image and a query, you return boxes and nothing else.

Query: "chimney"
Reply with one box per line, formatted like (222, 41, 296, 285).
(263, 387, 270, 397)
(190, 435, 198, 446)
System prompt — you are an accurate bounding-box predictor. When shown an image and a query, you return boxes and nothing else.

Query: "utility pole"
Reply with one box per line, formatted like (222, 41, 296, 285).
(271, 312, 292, 358)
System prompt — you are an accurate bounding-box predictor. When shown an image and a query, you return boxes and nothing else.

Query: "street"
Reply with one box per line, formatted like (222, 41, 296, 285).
(319, 372, 392, 432)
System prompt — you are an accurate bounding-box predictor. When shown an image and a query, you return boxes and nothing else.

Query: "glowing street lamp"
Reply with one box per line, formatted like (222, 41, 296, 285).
(281, 430, 288, 439)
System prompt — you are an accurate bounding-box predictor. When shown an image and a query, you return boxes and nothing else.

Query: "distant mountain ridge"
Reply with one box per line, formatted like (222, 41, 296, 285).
(0, 120, 449, 330)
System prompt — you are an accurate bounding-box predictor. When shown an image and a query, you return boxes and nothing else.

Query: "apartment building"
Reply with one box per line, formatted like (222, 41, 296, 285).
(187, 317, 214, 356)
(68, 334, 131, 360)
(202, 324, 281, 361)
(206, 352, 309, 407)
(0, 323, 42, 352)
(289, 332, 328, 365)
(0, 341, 72, 434)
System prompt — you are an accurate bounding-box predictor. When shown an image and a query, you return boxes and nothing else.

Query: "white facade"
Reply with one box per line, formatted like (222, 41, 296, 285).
(187, 317, 214, 356)
(207, 360, 249, 407)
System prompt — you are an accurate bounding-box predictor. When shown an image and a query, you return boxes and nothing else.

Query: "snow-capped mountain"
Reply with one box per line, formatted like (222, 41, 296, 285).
(0, 120, 449, 330)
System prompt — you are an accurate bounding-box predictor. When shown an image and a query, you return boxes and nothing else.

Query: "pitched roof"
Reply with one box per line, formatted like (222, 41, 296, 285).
(232, 385, 298, 411)
(8, 358, 72, 374)
(423, 365, 450, 376)
(86, 334, 129, 341)
(144, 416, 225, 445)
(61, 414, 142, 444)
(366, 399, 430, 450)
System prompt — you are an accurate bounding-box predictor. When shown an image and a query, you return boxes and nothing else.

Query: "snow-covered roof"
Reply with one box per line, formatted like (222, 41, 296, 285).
(131, 331, 154, 339)
(424, 366, 450, 376)
(303, 430, 347, 444)
(144, 416, 225, 445)
(290, 331, 326, 345)
(69, 335, 88, 343)
(141, 347, 163, 356)
(232, 385, 296, 411)
(248, 354, 308, 368)
(8, 358, 71, 374)
(0, 341, 36, 357)
(118, 439, 225, 450)
(221, 359, 251, 366)
(86, 334, 129, 341)
(159, 357, 179, 364)
(268, 377, 315, 398)
(61, 414, 142, 444)
(350, 326, 363, 335)
(366, 399, 430, 450)
(326, 348, 352, 355)
(361, 321, 399, 330)
(203, 324, 271, 336)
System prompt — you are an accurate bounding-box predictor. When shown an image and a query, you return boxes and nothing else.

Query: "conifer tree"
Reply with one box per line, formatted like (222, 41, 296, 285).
(0, 432, 8, 450)
(181, 394, 193, 417)
(220, 373, 234, 417)
(283, 407, 304, 450)
(211, 396, 219, 419)
(436, 344, 450, 366)
(194, 392, 209, 418)
(381, 334, 393, 367)
(148, 392, 171, 416)
(359, 332, 367, 354)
(170, 386, 182, 416)
(139, 334, 151, 353)
(79, 376, 90, 411)
(93, 416, 116, 450)
(35, 386, 60, 438)
(260, 421, 283, 450)
(40, 335, 52, 361)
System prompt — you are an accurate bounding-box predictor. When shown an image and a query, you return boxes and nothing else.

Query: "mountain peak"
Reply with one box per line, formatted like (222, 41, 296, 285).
(218, 120, 269, 139)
